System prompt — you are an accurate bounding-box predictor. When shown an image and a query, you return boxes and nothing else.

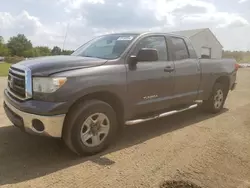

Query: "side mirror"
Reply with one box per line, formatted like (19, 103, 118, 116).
(128, 48, 159, 68)
(128, 55, 138, 67)
(137, 48, 159, 62)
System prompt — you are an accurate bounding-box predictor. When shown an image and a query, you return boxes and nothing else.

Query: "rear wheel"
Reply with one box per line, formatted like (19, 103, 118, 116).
(201, 82, 228, 113)
(63, 100, 118, 155)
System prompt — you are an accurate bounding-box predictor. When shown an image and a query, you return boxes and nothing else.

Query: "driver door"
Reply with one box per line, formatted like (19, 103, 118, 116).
(126, 35, 175, 117)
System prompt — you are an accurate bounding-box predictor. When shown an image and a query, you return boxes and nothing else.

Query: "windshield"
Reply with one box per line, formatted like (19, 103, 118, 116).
(71, 34, 138, 60)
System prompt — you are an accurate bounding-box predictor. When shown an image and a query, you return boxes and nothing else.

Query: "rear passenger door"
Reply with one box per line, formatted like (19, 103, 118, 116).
(169, 37, 201, 105)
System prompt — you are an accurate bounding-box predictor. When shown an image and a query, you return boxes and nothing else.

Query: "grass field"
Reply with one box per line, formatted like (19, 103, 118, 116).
(0, 62, 10, 76)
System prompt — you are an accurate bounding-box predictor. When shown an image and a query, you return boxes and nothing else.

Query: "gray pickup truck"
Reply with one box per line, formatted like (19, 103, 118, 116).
(3, 32, 238, 155)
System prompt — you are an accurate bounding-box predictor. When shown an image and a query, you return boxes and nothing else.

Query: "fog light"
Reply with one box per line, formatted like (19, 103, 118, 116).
(32, 119, 45, 132)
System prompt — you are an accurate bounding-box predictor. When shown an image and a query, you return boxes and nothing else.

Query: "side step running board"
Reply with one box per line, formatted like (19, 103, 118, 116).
(125, 104, 198, 125)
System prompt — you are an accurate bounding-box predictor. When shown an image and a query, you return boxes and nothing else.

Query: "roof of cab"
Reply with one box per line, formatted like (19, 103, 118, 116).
(106, 31, 188, 39)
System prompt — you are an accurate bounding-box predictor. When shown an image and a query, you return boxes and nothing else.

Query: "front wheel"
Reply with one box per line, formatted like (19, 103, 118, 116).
(63, 100, 118, 155)
(201, 83, 228, 114)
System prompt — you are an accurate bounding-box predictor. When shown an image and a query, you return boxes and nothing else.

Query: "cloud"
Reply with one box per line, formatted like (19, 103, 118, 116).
(239, 0, 249, 3)
(174, 5, 207, 15)
(60, 0, 250, 50)
(182, 12, 249, 28)
(0, 0, 250, 51)
(0, 10, 68, 48)
(214, 25, 250, 51)
(60, 0, 176, 29)
(60, 0, 248, 30)
(169, 0, 249, 28)
(0, 10, 42, 36)
(81, 1, 169, 28)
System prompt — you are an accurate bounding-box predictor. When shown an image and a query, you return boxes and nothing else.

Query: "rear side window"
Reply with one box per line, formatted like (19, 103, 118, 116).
(171, 37, 189, 60)
(134, 36, 168, 61)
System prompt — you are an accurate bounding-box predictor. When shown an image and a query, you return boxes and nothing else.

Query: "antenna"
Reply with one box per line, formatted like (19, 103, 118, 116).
(62, 23, 70, 51)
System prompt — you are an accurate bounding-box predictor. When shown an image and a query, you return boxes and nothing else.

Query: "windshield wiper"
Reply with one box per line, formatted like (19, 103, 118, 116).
(83, 55, 95, 58)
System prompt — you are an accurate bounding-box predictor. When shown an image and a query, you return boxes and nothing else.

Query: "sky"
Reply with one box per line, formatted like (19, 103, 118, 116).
(0, 0, 250, 51)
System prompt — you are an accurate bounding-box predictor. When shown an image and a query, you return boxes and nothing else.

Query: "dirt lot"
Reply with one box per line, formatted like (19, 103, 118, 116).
(0, 69, 250, 188)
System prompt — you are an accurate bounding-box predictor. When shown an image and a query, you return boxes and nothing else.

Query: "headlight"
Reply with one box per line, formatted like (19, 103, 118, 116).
(33, 77, 67, 93)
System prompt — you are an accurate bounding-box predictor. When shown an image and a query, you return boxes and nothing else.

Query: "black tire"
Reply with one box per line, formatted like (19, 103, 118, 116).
(201, 82, 228, 114)
(62, 100, 118, 155)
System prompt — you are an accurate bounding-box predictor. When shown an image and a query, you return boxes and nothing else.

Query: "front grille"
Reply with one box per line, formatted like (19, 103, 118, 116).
(7, 65, 32, 101)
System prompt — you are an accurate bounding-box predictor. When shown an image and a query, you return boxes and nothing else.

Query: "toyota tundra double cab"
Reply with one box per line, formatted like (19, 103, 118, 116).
(3, 32, 238, 155)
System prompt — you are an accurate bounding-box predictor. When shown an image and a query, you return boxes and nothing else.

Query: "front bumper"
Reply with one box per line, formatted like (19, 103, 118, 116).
(3, 98, 66, 138)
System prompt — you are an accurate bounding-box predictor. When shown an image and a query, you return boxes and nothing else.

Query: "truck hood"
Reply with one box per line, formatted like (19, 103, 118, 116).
(16, 55, 108, 76)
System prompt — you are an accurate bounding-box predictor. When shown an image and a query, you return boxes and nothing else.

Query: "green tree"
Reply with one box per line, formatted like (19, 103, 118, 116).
(0, 36, 10, 56)
(7, 34, 32, 56)
(23, 49, 38, 58)
(0, 45, 10, 56)
(35, 46, 51, 56)
(61, 50, 74, 55)
(51, 46, 61, 55)
(0, 36, 4, 44)
(23, 47, 51, 58)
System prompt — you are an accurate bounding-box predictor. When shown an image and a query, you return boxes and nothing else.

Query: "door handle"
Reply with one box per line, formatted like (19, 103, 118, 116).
(164, 66, 174, 72)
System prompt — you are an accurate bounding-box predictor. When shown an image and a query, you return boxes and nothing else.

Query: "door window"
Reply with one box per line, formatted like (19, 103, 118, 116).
(171, 37, 189, 60)
(134, 36, 168, 61)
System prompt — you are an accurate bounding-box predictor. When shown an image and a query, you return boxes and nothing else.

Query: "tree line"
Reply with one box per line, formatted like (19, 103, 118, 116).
(1, 34, 250, 63)
(0, 34, 74, 58)
(222, 50, 250, 63)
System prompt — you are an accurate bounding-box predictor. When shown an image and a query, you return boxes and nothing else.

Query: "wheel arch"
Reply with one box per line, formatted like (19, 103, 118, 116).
(65, 91, 125, 127)
(214, 75, 230, 93)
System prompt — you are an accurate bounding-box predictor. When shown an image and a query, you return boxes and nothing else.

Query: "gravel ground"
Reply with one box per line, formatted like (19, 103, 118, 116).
(0, 69, 250, 188)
